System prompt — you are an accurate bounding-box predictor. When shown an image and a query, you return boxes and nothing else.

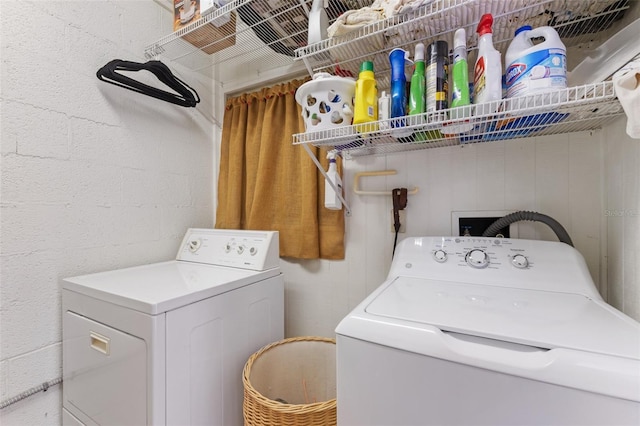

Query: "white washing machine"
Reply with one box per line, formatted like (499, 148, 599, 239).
(62, 229, 284, 426)
(336, 236, 640, 426)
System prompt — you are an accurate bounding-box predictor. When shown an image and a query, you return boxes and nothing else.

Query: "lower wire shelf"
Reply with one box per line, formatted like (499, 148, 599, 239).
(293, 82, 624, 158)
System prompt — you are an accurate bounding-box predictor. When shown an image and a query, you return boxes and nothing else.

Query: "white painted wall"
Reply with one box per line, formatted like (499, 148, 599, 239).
(604, 116, 640, 321)
(281, 125, 640, 338)
(0, 1, 214, 424)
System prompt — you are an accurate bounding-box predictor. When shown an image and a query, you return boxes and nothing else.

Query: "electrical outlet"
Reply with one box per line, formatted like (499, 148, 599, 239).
(391, 209, 406, 233)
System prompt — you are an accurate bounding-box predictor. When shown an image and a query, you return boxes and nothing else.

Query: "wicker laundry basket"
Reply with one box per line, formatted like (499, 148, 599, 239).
(242, 336, 336, 426)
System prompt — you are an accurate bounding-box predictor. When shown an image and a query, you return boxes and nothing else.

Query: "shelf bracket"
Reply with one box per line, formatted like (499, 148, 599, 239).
(353, 170, 419, 196)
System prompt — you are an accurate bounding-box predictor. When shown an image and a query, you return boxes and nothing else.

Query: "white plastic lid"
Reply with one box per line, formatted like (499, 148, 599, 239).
(365, 276, 640, 359)
(63, 261, 279, 314)
(453, 28, 466, 50)
(414, 43, 425, 61)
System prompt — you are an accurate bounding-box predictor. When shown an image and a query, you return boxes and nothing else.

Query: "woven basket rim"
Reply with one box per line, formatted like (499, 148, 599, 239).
(243, 336, 336, 413)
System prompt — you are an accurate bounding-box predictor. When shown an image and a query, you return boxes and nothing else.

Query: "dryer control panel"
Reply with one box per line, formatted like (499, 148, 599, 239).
(177, 229, 280, 271)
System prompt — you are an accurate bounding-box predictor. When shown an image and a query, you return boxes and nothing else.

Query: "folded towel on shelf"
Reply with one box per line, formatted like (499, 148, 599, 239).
(327, 6, 384, 37)
(327, 0, 434, 38)
(613, 58, 640, 139)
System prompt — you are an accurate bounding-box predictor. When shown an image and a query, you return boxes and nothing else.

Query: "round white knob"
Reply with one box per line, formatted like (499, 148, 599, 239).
(511, 254, 529, 269)
(237, 245, 245, 254)
(466, 249, 489, 268)
(433, 249, 448, 263)
(249, 247, 258, 256)
(225, 243, 232, 253)
(188, 239, 201, 253)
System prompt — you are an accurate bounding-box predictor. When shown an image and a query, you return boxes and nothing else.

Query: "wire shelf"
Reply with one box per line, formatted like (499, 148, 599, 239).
(144, 0, 373, 80)
(292, 82, 624, 158)
(295, 0, 631, 91)
(145, 0, 630, 87)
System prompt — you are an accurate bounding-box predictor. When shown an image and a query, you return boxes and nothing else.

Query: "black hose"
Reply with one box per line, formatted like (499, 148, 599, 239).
(482, 211, 574, 246)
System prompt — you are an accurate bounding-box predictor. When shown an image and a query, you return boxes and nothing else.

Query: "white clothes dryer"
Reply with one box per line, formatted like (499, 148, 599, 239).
(336, 236, 640, 426)
(62, 229, 284, 426)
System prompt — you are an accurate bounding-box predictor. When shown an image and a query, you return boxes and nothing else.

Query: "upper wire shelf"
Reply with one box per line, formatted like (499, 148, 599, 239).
(294, 0, 631, 92)
(292, 82, 624, 158)
(144, 0, 373, 82)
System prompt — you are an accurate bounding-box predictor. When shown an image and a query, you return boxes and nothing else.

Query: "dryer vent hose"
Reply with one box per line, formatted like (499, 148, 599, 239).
(482, 211, 574, 247)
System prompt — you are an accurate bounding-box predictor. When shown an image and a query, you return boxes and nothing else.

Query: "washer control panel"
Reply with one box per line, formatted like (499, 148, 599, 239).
(177, 229, 280, 271)
(391, 236, 599, 298)
(427, 237, 532, 271)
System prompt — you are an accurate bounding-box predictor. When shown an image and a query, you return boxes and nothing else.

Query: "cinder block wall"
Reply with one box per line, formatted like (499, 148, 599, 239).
(0, 1, 214, 424)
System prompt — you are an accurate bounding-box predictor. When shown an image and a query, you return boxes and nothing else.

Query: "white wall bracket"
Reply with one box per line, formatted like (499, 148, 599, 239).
(353, 170, 419, 196)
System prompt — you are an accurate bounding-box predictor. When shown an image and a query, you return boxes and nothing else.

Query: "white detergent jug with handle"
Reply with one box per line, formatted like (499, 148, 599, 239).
(505, 25, 567, 98)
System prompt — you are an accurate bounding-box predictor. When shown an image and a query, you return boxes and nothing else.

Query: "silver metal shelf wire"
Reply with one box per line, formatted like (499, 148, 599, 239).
(293, 82, 624, 158)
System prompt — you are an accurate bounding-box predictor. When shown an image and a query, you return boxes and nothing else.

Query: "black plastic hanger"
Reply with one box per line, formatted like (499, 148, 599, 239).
(96, 59, 200, 108)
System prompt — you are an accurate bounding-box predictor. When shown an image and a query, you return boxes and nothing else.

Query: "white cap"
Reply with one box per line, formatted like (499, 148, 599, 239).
(414, 43, 425, 62)
(454, 28, 466, 50)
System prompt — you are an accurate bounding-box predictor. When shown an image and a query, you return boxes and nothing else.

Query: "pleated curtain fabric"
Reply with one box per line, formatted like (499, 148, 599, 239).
(215, 79, 345, 260)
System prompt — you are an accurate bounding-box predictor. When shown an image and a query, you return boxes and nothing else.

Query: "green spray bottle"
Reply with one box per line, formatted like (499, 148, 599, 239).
(448, 28, 474, 134)
(409, 43, 428, 140)
(451, 28, 470, 108)
(409, 43, 426, 115)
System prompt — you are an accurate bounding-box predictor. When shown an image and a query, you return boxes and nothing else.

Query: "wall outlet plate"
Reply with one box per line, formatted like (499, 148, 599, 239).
(451, 210, 519, 237)
(391, 209, 406, 233)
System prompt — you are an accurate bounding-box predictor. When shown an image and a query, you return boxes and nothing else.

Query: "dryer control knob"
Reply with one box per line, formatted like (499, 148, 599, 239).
(237, 245, 245, 255)
(466, 249, 489, 268)
(188, 239, 202, 253)
(433, 249, 448, 263)
(249, 247, 258, 256)
(511, 254, 529, 269)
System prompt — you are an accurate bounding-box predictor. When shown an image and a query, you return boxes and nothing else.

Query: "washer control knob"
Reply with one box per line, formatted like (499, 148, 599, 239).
(188, 239, 202, 253)
(433, 249, 448, 263)
(225, 243, 232, 253)
(466, 249, 489, 269)
(249, 247, 258, 256)
(237, 245, 245, 255)
(511, 254, 529, 269)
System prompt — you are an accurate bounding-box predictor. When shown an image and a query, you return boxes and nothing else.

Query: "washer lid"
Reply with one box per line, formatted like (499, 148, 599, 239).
(63, 260, 280, 315)
(365, 276, 640, 360)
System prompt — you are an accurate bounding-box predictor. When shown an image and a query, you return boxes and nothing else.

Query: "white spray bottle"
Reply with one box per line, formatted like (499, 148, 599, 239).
(473, 14, 502, 114)
(325, 151, 343, 210)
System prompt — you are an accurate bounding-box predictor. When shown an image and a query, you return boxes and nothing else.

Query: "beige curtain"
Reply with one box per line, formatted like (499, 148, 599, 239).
(215, 79, 345, 260)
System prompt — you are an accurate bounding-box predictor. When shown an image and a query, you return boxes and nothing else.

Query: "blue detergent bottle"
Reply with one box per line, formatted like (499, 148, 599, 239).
(389, 48, 409, 125)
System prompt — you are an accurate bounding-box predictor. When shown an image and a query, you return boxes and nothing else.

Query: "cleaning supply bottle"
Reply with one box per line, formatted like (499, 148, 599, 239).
(378, 90, 390, 130)
(426, 40, 449, 113)
(353, 61, 378, 133)
(473, 14, 502, 113)
(409, 43, 426, 116)
(442, 27, 474, 134)
(324, 151, 342, 210)
(451, 28, 470, 109)
(505, 25, 567, 98)
(389, 48, 409, 124)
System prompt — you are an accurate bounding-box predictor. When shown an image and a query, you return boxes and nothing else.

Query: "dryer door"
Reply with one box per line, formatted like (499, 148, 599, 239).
(63, 311, 147, 425)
